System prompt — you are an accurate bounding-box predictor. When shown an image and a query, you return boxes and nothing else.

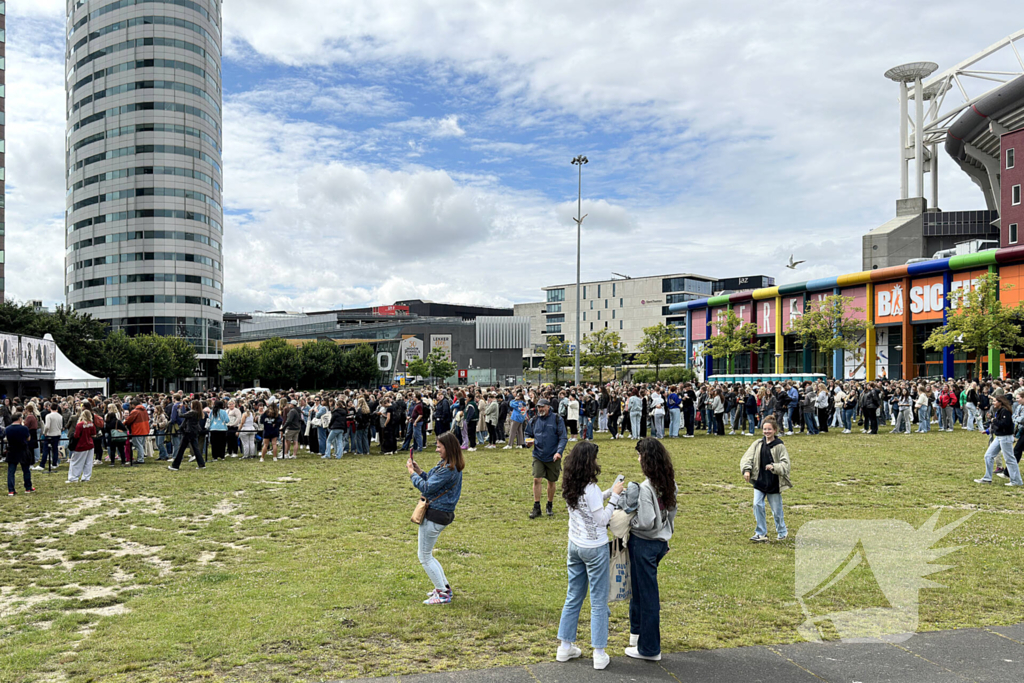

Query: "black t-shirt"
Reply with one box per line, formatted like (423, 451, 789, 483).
(683, 390, 696, 409)
(754, 437, 781, 495)
(5, 424, 31, 464)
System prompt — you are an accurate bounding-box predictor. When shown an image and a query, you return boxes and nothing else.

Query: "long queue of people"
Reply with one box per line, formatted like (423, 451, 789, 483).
(3, 375, 1017, 672)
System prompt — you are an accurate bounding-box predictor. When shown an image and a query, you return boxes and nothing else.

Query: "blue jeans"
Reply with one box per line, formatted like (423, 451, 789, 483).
(630, 411, 642, 439)
(803, 411, 819, 434)
(627, 535, 669, 657)
(917, 406, 931, 432)
(417, 520, 450, 590)
(746, 411, 758, 435)
(131, 436, 146, 463)
(786, 405, 797, 431)
(355, 428, 370, 455)
(155, 431, 168, 459)
(668, 408, 680, 437)
(753, 489, 787, 538)
(41, 436, 60, 467)
(318, 427, 328, 454)
(983, 435, 1024, 485)
(557, 541, 610, 649)
(841, 408, 855, 431)
(326, 429, 345, 458)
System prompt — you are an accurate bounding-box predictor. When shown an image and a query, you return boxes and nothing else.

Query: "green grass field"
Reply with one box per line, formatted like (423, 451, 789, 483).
(1, 427, 1022, 682)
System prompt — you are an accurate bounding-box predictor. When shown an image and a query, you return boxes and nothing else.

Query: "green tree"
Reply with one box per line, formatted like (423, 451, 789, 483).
(0, 300, 109, 376)
(582, 328, 623, 383)
(542, 337, 572, 383)
(426, 346, 457, 384)
(924, 271, 1024, 379)
(219, 345, 262, 386)
(98, 330, 137, 385)
(700, 310, 763, 374)
(129, 334, 174, 387)
(636, 323, 685, 379)
(299, 339, 338, 389)
(788, 295, 866, 378)
(259, 338, 301, 389)
(343, 343, 379, 387)
(165, 336, 199, 382)
(406, 358, 431, 381)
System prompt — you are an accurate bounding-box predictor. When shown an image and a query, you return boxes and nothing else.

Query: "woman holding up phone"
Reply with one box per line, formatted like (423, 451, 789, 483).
(407, 431, 464, 605)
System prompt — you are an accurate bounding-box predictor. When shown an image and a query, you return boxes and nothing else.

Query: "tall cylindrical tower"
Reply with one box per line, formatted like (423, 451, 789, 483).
(64, 0, 224, 376)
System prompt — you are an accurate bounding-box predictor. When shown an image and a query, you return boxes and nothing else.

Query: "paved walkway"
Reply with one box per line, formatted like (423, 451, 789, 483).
(340, 623, 1024, 682)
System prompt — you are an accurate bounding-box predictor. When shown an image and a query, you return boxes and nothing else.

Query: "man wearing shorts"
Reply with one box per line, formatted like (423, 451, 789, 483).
(525, 398, 567, 519)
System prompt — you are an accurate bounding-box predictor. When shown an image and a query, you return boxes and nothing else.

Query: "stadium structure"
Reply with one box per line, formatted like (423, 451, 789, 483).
(865, 30, 1024, 269)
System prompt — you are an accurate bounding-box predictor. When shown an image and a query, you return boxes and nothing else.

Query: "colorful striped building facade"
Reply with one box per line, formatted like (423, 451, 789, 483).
(670, 245, 1024, 381)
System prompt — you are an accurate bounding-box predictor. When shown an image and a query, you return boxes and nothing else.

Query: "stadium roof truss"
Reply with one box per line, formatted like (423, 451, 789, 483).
(895, 30, 1024, 210)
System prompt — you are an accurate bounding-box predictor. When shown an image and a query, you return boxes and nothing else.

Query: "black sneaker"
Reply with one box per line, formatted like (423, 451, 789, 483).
(546, 502, 554, 517)
(529, 504, 542, 519)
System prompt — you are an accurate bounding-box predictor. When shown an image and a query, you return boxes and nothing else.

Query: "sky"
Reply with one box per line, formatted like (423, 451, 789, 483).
(4, 1, 1023, 312)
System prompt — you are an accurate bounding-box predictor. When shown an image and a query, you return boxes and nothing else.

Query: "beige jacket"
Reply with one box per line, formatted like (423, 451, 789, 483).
(739, 438, 792, 492)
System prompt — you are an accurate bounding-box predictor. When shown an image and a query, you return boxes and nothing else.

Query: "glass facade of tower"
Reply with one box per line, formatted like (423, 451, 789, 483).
(64, 0, 223, 357)
(1, 1, 6, 299)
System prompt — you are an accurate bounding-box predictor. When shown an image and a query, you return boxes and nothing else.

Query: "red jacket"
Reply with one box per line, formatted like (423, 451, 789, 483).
(73, 422, 97, 452)
(124, 405, 150, 436)
(939, 391, 958, 408)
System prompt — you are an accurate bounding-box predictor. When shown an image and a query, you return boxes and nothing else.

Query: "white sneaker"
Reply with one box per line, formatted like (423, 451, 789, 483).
(593, 650, 610, 670)
(785, 431, 793, 436)
(30, 465, 44, 471)
(974, 478, 993, 484)
(502, 446, 512, 450)
(556, 643, 582, 662)
(625, 646, 660, 661)
(630, 633, 639, 647)
(842, 429, 851, 434)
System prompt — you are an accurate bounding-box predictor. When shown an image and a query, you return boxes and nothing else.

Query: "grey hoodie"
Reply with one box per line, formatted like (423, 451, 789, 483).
(630, 479, 678, 542)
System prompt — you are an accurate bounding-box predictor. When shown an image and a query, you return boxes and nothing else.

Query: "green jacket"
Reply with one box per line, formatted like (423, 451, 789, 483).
(740, 438, 792, 492)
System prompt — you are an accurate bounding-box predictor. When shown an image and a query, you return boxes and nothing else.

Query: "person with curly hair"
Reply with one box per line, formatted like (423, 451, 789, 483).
(555, 440, 624, 670)
(626, 437, 678, 662)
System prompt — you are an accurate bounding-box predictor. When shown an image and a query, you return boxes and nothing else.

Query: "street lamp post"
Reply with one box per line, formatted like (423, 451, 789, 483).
(571, 155, 589, 386)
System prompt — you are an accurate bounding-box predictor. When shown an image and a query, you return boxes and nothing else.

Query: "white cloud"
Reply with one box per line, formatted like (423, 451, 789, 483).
(5, 0, 1022, 316)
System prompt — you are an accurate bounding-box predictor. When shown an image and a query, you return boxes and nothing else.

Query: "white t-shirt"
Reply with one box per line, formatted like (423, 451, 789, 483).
(567, 483, 618, 548)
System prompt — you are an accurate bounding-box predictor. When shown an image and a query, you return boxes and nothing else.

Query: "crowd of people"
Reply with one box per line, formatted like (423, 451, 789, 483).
(3, 373, 1021, 669)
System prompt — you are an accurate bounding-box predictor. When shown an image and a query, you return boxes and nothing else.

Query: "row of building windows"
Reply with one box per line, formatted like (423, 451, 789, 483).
(71, 0, 220, 37)
(546, 320, 627, 335)
(69, 230, 221, 253)
(73, 79, 221, 114)
(97, 315, 223, 352)
(72, 15, 220, 58)
(71, 166, 221, 195)
(75, 294, 221, 310)
(68, 251, 221, 272)
(70, 272, 222, 292)
(72, 36, 219, 77)
(73, 123, 220, 157)
(71, 143, 222, 174)
(73, 58, 219, 96)
(69, 208, 221, 234)
(582, 309, 621, 321)
(662, 277, 714, 295)
(581, 283, 622, 298)
(71, 187, 222, 213)
(73, 101, 221, 135)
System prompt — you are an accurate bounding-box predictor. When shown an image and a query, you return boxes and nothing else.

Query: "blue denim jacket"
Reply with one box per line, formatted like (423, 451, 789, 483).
(411, 461, 462, 513)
